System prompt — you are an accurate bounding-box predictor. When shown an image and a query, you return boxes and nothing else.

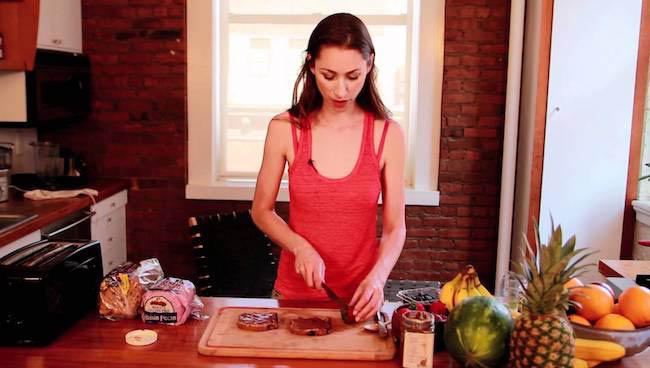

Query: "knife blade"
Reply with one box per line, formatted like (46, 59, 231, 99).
(321, 282, 355, 324)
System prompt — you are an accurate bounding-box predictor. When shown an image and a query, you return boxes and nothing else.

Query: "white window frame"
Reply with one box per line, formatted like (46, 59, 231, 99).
(186, 0, 443, 205)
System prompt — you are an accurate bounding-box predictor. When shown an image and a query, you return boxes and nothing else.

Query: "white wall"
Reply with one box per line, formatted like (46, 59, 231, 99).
(0, 128, 36, 173)
(0, 72, 27, 122)
(539, 0, 642, 279)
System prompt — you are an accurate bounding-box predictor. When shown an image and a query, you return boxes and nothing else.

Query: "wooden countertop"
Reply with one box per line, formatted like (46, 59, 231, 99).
(0, 297, 647, 368)
(599, 259, 650, 280)
(0, 178, 129, 247)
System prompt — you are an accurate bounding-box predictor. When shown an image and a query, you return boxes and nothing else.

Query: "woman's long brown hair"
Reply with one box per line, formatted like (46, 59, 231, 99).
(288, 13, 391, 127)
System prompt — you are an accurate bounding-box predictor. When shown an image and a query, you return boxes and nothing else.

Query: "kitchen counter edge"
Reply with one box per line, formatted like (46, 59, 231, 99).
(0, 178, 130, 247)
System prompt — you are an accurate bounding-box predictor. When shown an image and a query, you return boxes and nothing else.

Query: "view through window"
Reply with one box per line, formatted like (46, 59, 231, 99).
(219, 0, 412, 179)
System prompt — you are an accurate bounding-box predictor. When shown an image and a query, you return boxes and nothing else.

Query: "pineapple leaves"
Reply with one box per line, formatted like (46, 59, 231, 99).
(512, 218, 595, 315)
(560, 235, 576, 258)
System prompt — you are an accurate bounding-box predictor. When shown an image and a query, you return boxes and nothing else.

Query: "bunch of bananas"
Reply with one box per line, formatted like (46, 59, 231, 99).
(574, 338, 626, 367)
(439, 265, 492, 310)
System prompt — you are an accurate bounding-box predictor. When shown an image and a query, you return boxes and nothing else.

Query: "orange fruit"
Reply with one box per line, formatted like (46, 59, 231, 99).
(619, 286, 650, 327)
(591, 282, 615, 298)
(568, 314, 591, 326)
(570, 284, 614, 321)
(594, 313, 635, 331)
(564, 277, 583, 290)
(613, 303, 621, 314)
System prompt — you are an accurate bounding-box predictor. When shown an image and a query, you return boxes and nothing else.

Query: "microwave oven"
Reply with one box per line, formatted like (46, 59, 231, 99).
(25, 49, 91, 123)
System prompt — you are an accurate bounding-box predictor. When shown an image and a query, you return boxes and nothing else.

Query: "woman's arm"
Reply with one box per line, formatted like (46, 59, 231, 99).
(251, 117, 325, 290)
(350, 121, 407, 321)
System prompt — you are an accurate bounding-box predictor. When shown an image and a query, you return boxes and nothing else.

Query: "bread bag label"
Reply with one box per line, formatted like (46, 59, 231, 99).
(142, 296, 178, 323)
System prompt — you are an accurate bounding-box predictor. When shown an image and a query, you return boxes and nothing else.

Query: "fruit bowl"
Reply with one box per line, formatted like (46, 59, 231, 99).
(571, 322, 650, 356)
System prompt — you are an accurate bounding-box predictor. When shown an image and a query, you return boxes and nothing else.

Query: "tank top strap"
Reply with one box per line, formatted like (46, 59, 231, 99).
(376, 119, 391, 159)
(303, 117, 312, 158)
(290, 123, 299, 157)
(290, 116, 312, 162)
(362, 111, 374, 155)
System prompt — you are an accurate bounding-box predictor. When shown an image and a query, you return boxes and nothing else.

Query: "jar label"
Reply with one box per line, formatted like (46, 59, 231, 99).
(402, 331, 433, 368)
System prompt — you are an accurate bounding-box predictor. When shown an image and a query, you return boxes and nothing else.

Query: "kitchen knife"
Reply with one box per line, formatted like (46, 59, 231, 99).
(321, 282, 355, 324)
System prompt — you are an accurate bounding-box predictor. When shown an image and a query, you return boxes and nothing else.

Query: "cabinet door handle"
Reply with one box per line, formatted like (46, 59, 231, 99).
(111, 202, 116, 208)
(107, 217, 112, 223)
(108, 237, 113, 242)
(52, 38, 63, 45)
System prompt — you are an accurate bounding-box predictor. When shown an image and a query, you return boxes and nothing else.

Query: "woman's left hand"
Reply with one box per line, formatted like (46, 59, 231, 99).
(349, 273, 385, 322)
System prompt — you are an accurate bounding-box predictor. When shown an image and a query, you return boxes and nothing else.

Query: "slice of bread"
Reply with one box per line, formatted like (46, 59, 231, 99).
(288, 316, 332, 336)
(236, 312, 279, 331)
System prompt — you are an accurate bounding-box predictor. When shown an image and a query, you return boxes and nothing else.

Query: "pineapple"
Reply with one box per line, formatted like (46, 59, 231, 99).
(509, 220, 593, 368)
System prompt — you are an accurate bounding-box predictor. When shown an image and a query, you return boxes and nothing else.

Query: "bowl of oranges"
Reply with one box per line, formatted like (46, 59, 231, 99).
(566, 279, 650, 356)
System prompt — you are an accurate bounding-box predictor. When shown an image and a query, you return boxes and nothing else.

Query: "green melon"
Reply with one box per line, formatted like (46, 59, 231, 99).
(443, 296, 513, 368)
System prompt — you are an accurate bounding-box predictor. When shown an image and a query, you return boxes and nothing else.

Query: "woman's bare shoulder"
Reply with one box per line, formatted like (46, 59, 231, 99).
(271, 111, 292, 124)
(268, 112, 293, 130)
(373, 118, 405, 142)
(265, 112, 294, 151)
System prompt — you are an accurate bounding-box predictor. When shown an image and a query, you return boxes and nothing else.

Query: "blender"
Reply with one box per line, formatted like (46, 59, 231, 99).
(22, 142, 88, 190)
(32, 142, 63, 190)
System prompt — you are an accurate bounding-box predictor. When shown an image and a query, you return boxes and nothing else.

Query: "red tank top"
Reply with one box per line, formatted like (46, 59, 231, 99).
(274, 111, 391, 300)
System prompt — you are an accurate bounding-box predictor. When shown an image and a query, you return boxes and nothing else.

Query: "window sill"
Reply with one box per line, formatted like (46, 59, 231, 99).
(186, 182, 440, 206)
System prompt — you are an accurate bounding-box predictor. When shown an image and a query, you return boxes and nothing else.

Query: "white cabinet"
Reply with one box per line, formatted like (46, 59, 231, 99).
(37, 0, 82, 53)
(91, 190, 128, 275)
(538, 0, 642, 272)
(512, 0, 644, 282)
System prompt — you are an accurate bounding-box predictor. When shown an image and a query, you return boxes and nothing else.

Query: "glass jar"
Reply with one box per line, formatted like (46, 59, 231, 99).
(399, 310, 435, 368)
(497, 274, 523, 314)
(32, 141, 62, 179)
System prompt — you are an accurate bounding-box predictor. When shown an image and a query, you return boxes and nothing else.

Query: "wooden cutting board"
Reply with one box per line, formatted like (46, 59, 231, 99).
(198, 306, 395, 360)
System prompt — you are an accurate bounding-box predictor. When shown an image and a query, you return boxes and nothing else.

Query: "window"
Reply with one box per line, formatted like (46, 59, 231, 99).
(187, 0, 443, 205)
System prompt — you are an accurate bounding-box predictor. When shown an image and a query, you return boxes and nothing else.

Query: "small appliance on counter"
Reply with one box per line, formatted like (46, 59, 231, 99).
(0, 142, 13, 202)
(11, 141, 89, 190)
(0, 239, 102, 345)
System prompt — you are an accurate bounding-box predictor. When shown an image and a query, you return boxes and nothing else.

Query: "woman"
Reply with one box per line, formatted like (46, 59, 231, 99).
(251, 13, 406, 322)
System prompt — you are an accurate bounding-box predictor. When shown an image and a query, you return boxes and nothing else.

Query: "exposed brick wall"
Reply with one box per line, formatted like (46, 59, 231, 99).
(392, 1, 510, 290)
(41, 0, 510, 290)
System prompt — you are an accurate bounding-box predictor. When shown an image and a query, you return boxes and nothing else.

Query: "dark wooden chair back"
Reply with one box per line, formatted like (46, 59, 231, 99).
(189, 209, 279, 297)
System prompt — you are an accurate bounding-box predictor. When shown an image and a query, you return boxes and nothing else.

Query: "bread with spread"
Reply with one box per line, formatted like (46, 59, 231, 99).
(237, 312, 279, 331)
(288, 316, 332, 336)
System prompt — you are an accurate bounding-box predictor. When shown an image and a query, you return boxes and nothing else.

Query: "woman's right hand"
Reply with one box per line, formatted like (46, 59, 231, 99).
(293, 244, 325, 289)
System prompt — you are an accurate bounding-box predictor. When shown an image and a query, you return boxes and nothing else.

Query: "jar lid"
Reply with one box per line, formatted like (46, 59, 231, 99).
(402, 310, 434, 323)
(125, 329, 158, 346)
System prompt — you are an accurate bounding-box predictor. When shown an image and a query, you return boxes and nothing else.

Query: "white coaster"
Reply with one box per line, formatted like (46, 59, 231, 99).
(125, 329, 158, 346)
